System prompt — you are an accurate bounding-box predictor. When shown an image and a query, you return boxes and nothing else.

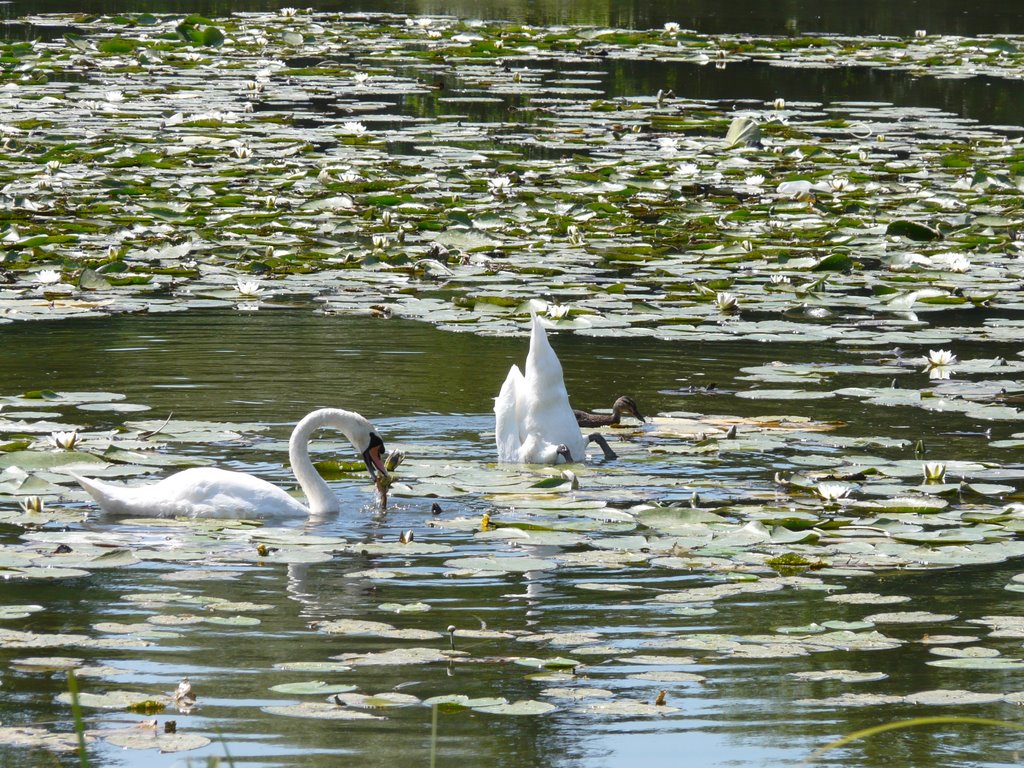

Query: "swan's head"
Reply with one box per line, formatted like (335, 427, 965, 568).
(614, 395, 646, 423)
(362, 431, 389, 481)
(555, 444, 573, 463)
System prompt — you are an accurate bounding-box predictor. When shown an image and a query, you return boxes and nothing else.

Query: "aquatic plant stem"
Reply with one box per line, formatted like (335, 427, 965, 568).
(66, 670, 88, 768)
(430, 703, 438, 768)
(806, 716, 1024, 763)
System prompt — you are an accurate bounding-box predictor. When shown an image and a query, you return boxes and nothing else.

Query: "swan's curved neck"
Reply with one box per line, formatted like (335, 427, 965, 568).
(288, 409, 369, 516)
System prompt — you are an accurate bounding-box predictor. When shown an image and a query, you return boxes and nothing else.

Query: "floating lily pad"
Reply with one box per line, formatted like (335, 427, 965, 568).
(269, 681, 358, 695)
(263, 703, 384, 720)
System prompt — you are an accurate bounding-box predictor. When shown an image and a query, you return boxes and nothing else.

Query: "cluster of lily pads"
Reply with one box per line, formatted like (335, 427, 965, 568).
(0, 10, 1021, 349)
(3, 379, 1024, 760)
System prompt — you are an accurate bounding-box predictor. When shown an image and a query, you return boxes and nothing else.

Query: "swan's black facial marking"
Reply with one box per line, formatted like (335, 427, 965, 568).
(556, 444, 573, 463)
(362, 432, 389, 480)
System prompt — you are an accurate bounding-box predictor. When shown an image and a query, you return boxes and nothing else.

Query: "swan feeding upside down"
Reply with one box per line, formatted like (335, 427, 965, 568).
(70, 408, 388, 518)
(495, 314, 618, 464)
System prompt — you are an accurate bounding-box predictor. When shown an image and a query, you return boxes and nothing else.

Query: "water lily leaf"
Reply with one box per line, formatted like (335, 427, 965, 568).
(886, 220, 941, 240)
(10, 656, 83, 670)
(330, 648, 455, 667)
(512, 656, 580, 670)
(316, 619, 396, 635)
(574, 699, 680, 716)
(269, 681, 358, 695)
(0, 726, 87, 752)
(927, 657, 1024, 670)
(99, 729, 211, 752)
(626, 671, 706, 683)
(443, 556, 557, 572)
(788, 669, 887, 683)
(903, 689, 1005, 705)
(0, 450, 105, 470)
(0, 605, 44, 620)
(56, 690, 171, 710)
(378, 602, 431, 613)
(422, 695, 509, 710)
(539, 687, 615, 701)
(332, 692, 420, 708)
(263, 703, 383, 720)
(472, 699, 557, 715)
(795, 692, 905, 707)
(273, 662, 352, 673)
(824, 592, 911, 605)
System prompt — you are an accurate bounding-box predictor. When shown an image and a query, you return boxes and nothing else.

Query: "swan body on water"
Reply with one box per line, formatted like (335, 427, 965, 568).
(71, 408, 388, 518)
(495, 315, 617, 464)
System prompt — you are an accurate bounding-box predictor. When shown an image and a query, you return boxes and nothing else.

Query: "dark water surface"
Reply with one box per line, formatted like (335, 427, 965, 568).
(2, 0, 1023, 36)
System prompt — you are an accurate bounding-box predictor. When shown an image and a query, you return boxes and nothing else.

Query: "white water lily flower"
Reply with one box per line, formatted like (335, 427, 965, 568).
(279, 6, 298, 16)
(816, 482, 851, 503)
(45, 160, 62, 173)
(561, 469, 580, 490)
(236, 279, 264, 298)
(715, 292, 738, 312)
(567, 225, 584, 246)
(744, 174, 765, 187)
(923, 462, 946, 483)
(915, 29, 927, 38)
(372, 235, 388, 251)
(772, 98, 786, 110)
(48, 430, 81, 450)
(657, 136, 678, 153)
(769, 274, 791, 285)
(36, 269, 61, 285)
(488, 175, 513, 195)
(546, 303, 570, 319)
(233, 144, 252, 159)
(931, 252, 970, 273)
(19, 496, 44, 514)
(926, 349, 957, 368)
(341, 121, 367, 136)
(663, 22, 681, 34)
(675, 162, 699, 177)
(104, 90, 124, 103)
(829, 176, 850, 192)
(353, 72, 369, 85)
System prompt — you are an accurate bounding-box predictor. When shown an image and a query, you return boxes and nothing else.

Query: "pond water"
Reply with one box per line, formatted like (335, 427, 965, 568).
(3, 310, 1024, 768)
(2, 1, 1024, 767)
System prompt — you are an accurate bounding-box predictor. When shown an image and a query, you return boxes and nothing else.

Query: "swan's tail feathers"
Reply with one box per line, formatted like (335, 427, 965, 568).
(68, 470, 102, 497)
(68, 471, 119, 509)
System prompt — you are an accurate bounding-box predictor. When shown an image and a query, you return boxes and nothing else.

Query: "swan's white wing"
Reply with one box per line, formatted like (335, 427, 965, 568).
(522, 316, 587, 461)
(495, 364, 527, 462)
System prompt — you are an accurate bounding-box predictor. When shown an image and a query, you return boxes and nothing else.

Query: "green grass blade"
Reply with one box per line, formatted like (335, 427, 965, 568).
(66, 670, 89, 768)
(807, 716, 1024, 763)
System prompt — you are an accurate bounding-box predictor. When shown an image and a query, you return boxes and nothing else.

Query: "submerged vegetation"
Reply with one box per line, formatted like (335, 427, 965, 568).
(2, 8, 1024, 768)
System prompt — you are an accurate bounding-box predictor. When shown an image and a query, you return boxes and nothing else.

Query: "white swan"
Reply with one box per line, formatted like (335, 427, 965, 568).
(70, 408, 389, 518)
(495, 315, 617, 464)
